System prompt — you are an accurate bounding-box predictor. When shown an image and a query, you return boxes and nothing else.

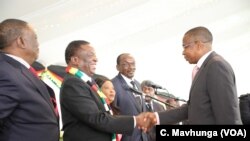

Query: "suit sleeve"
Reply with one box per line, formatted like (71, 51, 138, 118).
(207, 61, 241, 124)
(158, 104, 188, 124)
(60, 77, 134, 134)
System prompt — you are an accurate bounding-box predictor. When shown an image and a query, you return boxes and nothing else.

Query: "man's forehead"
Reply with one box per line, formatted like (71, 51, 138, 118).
(121, 56, 134, 62)
(143, 86, 153, 89)
(80, 45, 95, 54)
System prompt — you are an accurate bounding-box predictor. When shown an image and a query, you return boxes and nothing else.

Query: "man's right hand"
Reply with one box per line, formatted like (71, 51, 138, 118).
(135, 112, 157, 132)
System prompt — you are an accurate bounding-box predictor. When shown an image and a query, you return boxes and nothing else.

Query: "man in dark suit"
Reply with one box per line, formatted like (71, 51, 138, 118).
(60, 40, 151, 141)
(0, 19, 59, 141)
(239, 93, 250, 124)
(143, 26, 242, 125)
(141, 80, 165, 141)
(141, 80, 166, 112)
(112, 53, 148, 141)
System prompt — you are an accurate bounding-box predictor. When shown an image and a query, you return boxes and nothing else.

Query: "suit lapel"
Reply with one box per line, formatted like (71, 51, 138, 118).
(45, 83, 60, 119)
(2, 53, 59, 119)
(81, 78, 106, 111)
(134, 79, 147, 112)
(117, 74, 142, 112)
(2, 53, 56, 117)
(3, 55, 49, 101)
(190, 52, 216, 89)
(90, 88, 106, 111)
(21, 66, 56, 113)
(189, 52, 218, 103)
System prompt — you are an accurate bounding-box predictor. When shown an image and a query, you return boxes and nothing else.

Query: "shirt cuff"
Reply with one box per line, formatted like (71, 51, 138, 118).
(154, 112, 160, 125)
(133, 116, 136, 128)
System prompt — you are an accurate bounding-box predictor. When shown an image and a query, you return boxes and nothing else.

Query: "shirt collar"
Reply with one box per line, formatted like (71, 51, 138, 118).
(120, 73, 135, 88)
(85, 73, 92, 82)
(196, 51, 213, 68)
(5, 54, 30, 68)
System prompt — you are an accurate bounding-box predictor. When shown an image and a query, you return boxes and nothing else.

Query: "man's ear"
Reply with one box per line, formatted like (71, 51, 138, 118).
(70, 56, 79, 65)
(116, 64, 120, 71)
(16, 36, 25, 49)
(196, 41, 205, 51)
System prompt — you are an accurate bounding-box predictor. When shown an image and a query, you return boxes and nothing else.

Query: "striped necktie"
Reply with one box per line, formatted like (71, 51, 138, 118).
(130, 81, 142, 107)
(130, 81, 137, 90)
(146, 103, 153, 112)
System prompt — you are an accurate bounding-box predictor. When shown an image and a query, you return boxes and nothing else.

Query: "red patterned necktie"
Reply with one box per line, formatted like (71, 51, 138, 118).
(29, 66, 39, 78)
(51, 97, 59, 117)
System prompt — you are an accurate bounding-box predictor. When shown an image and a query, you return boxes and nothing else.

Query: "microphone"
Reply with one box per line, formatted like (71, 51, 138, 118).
(155, 92, 187, 102)
(128, 87, 143, 95)
(123, 84, 175, 108)
(122, 84, 139, 94)
(150, 83, 166, 90)
(123, 85, 147, 98)
(141, 80, 166, 90)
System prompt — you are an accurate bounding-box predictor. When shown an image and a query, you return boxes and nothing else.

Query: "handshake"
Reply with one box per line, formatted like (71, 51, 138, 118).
(135, 112, 157, 132)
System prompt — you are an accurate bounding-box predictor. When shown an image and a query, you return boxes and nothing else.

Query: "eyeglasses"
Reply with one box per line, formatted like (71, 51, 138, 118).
(183, 40, 211, 48)
(120, 62, 135, 68)
(182, 41, 196, 48)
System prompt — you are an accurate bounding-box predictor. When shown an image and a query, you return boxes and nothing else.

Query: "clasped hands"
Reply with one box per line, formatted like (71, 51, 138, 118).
(135, 112, 157, 132)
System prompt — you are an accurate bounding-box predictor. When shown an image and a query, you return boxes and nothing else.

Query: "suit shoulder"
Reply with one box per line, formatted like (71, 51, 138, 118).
(111, 75, 120, 83)
(0, 62, 19, 80)
(61, 74, 86, 87)
(205, 54, 233, 72)
(239, 93, 250, 100)
(111, 75, 118, 80)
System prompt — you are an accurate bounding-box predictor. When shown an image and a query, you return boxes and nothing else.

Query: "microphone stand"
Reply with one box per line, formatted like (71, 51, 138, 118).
(128, 87, 176, 108)
(156, 93, 187, 102)
(155, 88, 187, 102)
